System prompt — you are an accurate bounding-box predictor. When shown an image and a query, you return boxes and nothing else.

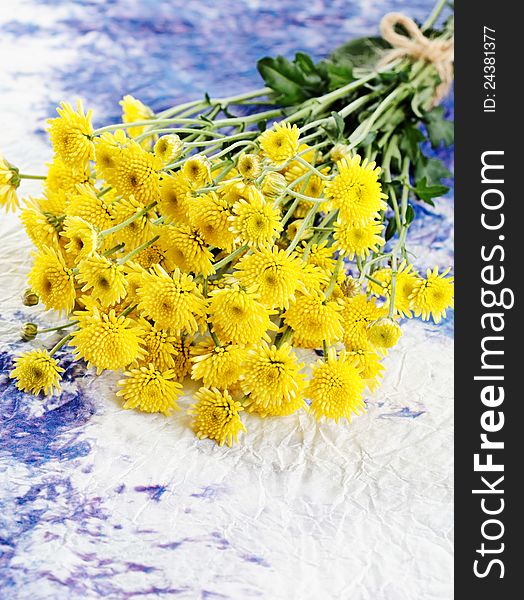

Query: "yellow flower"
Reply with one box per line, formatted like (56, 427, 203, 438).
(234, 245, 303, 309)
(133, 237, 171, 271)
(348, 348, 385, 391)
(10, 349, 64, 396)
(94, 129, 128, 177)
(120, 95, 154, 141)
(410, 267, 454, 324)
(20, 200, 60, 250)
(237, 153, 261, 180)
(229, 189, 282, 248)
(154, 134, 183, 165)
(136, 317, 179, 370)
(261, 171, 287, 198)
(283, 291, 343, 348)
(367, 317, 402, 350)
(368, 262, 419, 317)
(191, 340, 246, 388)
(241, 342, 306, 417)
(161, 224, 214, 277)
(104, 140, 161, 204)
(298, 262, 330, 293)
(259, 122, 299, 165)
(189, 191, 235, 251)
(189, 387, 246, 447)
(286, 219, 313, 243)
(47, 100, 94, 171)
(70, 307, 144, 373)
(137, 264, 207, 332)
(302, 241, 336, 272)
(45, 157, 91, 197)
(66, 184, 112, 232)
(307, 348, 365, 422)
(208, 284, 276, 345)
(60, 216, 98, 262)
(325, 155, 387, 226)
(341, 293, 387, 351)
(0, 154, 20, 211)
(110, 196, 152, 248)
(117, 364, 182, 415)
(28, 246, 76, 314)
(182, 156, 212, 187)
(77, 253, 128, 306)
(333, 218, 385, 259)
(158, 172, 192, 224)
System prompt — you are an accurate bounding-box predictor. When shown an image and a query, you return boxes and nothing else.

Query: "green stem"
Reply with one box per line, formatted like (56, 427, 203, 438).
(103, 242, 125, 257)
(325, 255, 344, 299)
(118, 235, 160, 265)
(49, 334, 73, 356)
(422, 0, 449, 30)
(39, 321, 78, 334)
(99, 201, 157, 238)
(121, 304, 138, 318)
(18, 173, 46, 180)
(213, 244, 248, 271)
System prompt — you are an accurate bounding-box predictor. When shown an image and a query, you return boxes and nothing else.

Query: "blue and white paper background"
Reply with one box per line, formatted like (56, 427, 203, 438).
(0, 1, 453, 598)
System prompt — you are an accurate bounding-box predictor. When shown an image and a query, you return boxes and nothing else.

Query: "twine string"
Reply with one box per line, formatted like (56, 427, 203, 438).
(379, 12, 454, 106)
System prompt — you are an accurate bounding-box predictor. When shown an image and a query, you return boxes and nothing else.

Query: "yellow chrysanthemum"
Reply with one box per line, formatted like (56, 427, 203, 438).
(333, 218, 385, 259)
(104, 140, 161, 204)
(47, 100, 94, 171)
(28, 246, 76, 314)
(302, 241, 336, 272)
(154, 134, 183, 165)
(341, 293, 387, 351)
(134, 238, 172, 271)
(45, 157, 91, 197)
(367, 317, 402, 350)
(66, 184, 112, 232)
(283, 291, 343, 348)
(307, 348, 365, 422)
(161, 224, 214, 277)
(234, 245, 303, 309)
(10, 349, 64, 397)
(229, 189, 282, 248)
(117, 364, 182, 415)
(189, 387, 246, 447)
(158, 172, 192, 224)
(0, 154, 20, 211)
(171, 334, 193, 380)
(182, 156, 212, 187)
(261, 171, 287, 199)
(208, 284, 276, 345)
(77, 253, 128, 306)
(135, 317, 179, 370)
(110, 196, 152, 248)
(368, 262, 419, 317)
(241, 342, 306, 417)
(189, 191, 235, 251)
(325, 156, 387, 226)
(94, 129, 128, 177)
(137, 264, 207, 332)
(348, 348, 385, 391)
(259, 122, 300, 164)
(191, 340, 247, 388)
(237, 153, 261, 180)
(70, 307, 144, 374)
(410, 267, 454, 324)
(60, 216, 98, 262)
(120, 95, 154, 141)
(298, 262, 330, 293)
(20, 200, 60, 250)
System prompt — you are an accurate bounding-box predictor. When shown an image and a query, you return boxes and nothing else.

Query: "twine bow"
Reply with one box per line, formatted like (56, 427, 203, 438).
(379, 12, 454, 107)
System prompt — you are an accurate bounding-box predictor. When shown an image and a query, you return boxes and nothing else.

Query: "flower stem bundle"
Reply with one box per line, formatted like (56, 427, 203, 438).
(3, 2, 454, 446)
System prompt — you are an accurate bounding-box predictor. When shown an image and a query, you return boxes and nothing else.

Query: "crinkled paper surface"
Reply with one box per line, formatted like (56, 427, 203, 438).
(0, 1, 454, 598)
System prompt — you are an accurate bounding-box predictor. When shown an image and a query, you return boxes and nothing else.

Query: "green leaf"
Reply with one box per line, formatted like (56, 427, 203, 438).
(415, 156, 452, 186)
(385, 217, 397, 241)
(405, 204, 415, 224)
(322, 111, 346, 142)
(324, 62, 354, 91)
(399, 125, 425, 162)
(329, 36, 390, 70)
(412, 177, 447, 204)
(424, 106, 454, 147)
(257, 53, 328, 105)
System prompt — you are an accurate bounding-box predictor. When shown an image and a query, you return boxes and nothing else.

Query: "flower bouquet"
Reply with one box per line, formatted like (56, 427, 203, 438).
(1, 1, 454, 446)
